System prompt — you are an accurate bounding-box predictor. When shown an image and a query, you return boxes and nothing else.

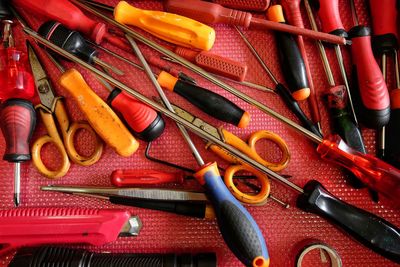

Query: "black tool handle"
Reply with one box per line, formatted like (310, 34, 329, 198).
(297, 180, 400, 263)
(385, 109, 400, 169)
(9, 246, 217, 267)
(109, 196, 210, 219)
(275, 83, 322, 137)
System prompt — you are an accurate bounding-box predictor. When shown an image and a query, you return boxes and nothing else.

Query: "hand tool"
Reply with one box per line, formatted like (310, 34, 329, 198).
(212, 0, 270, 11)
(157, 71, 250, 128)
(80, 0, 216, 51)
(0, 20, 35, 100)
(347, 0, 390, 128)
(0, 0, 11, 19)
(163, 0, 349, 45)
(281, 0, 321, 130)
(163, 101, 289, 204)
(235, 26, 321, 136)
(26, 27, 400, 263)
(0, 99, 36, 206)
(308, 0, 358, 127)
(385, 51, 400, 169)
(42, 185, 215, 219)
(27, 42, 103, 178)
(126, 33, 269, 267)
(71, 0, 400, 200)
(38, 21, 123, 76)
(266, 5, 310, 101)
(0, 208, 141, 255)
(295, 241, 342, 267)
(304, 0, 367, 190)
(173, 46, 248, 82)
(10, 246, 217, 267)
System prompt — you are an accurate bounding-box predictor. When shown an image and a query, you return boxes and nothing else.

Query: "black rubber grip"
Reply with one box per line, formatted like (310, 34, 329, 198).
(385, 109, 400, 169)
(0, 0, 11, 19)
(275, 83, 322, 137)
(109, 196, 208, 218)
(9, 246, 217, 267)
(173, 80, 247, 127)
(275, 28, 309, 97)
(297, 180, 400, 263)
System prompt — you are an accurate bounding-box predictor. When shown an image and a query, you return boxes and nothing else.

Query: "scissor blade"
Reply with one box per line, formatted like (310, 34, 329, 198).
(27, 42, 56, 110)
(41, 185, 209, 202)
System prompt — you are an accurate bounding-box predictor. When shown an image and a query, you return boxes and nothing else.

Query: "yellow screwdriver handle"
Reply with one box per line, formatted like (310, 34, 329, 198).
(58, 69, 139, 157)
(114, 1, 216, 51)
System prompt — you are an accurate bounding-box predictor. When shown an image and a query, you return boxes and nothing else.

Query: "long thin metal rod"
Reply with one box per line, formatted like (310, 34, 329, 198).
(24, 27, 304, 194)
(378, 54, 387, 158)
(126, 35, 205, 166)
(14, 163, 20, 207)
(71, 0, 323, 145)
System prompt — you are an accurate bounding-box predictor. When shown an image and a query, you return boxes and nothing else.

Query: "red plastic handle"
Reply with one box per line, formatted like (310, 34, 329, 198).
(369, 0, 399, 37)
(0, 99, 36, 162)
(213, 0, 270, 11)
(281, 0, 303, 28)
(174, 47, 248, 81)
(108, 89, 159, 133)
(0, 208, 131, 255)
(111, 169, 186, 186)
(315, 0, 345, 34)
(12, 0, 106, 43)
(317, 135, 400, 205)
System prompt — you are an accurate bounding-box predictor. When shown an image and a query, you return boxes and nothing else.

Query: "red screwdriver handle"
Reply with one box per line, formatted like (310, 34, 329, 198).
(174, 47, 248, 82)
(369, 0, 398, 38)
(0, 99, 36, 163)
(12, 0, 106, 43)
(213, 0, 270, 11)
(348, 26, 390, 128)
(281, 0, 303, 28)
(111, 169, 186, 187)
(313, 0, 346, 36)
(317, 135, 400, 205)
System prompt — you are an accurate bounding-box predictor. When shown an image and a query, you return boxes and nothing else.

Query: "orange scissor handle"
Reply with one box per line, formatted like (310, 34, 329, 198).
(32, 105, 70, 179)
(224, 164, 271, 205)
(208, 129, 290, 172)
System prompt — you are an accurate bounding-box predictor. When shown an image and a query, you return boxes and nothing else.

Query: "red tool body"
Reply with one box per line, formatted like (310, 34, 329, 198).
(111, 169, 185, 186)
(314, 0, 346, 36)
(0, 208, 133, 255)
(213, 0, 270, 11)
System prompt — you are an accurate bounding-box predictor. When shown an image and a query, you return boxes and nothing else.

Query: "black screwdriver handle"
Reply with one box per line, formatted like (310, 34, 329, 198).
(157, 71, 250, 128)
(275, 83, 322, 138)
(297, 180, 400, 263)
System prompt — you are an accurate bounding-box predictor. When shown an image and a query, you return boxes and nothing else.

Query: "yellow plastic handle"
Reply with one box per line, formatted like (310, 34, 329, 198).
(32, 106, 70, 179)
(114, 1, 216, 51)
(58, 69, 139, 157)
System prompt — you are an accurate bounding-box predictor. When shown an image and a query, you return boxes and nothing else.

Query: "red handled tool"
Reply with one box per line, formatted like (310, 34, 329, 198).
(111, 169, 187, 186)
(0, 99, 36, 206)
(164, 0, 349, 45)
(212, 0, 270, 11)
(0, 208, 141, 255)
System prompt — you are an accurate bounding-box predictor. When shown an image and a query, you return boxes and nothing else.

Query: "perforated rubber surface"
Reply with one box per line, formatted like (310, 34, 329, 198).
(0, 1, 399, 266)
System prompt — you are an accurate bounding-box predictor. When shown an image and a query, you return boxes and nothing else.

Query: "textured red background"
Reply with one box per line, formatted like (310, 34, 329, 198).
(0, 0, 399, 266)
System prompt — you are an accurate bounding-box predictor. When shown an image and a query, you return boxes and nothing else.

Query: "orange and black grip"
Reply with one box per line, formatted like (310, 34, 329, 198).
(311, 0, 347, 37)
(107, 88, 165, 142)
(368, 0, 399, 55)
(194, 162, 269, 267)
(157, 71, 250, 128)
(0, 99, 36, 163)
(174, 47, 248, 82)
(267, 5, 310, 101)
(348, 26, 390, 128)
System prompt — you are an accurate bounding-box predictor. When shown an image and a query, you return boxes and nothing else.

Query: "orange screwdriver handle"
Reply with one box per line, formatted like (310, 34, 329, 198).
(317, 135, 400, 204)
(114, 1, 215, 51)
(111, 169, 186, 186)
(59, 69, 139, 157)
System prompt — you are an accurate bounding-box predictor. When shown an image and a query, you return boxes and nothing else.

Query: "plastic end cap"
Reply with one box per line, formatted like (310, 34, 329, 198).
(113, 1, 131, 24)
(266, 5, 285, 23)
(157, 71, 178, 91)
(203, 28, 216, 51)
(253, 256, 270, 267)
(90, 22, 107, 44)
(238, 111, 250, 128)
(292, 88, 310, 101)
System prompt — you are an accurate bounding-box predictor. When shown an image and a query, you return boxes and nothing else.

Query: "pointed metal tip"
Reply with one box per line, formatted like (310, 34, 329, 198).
(345, 40, 352, 45)
(14, 194, 20, 207)
(119, 216, 142, 236)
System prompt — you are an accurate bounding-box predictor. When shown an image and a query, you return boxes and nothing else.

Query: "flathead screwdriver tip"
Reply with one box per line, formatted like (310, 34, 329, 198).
(14, 193, 20, 207)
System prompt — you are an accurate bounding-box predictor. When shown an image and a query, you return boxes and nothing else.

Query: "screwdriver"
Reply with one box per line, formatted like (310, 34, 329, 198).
(266, 5, 310, 101)
(213, 0, 270, 11)
(348, 0, 390, 128)
(28, 30, 400, 263)
(0, 0, 10, 19)
(38, 21, 123, 76)
(235, 26, 321, 137)
(79, 0, 216, 51)
(0, 20, 35, 101)
(281, 0, 322, 133)
(0, 99, 36, 206)
(163, 0, 349, 45)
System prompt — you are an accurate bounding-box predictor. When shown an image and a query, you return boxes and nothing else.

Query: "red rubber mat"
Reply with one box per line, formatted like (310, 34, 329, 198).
(0, 0, 399, 266)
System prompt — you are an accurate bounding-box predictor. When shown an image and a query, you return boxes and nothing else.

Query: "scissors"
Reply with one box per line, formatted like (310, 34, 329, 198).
(28, 42, 103, 179)
(166, 101, 290, 205)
